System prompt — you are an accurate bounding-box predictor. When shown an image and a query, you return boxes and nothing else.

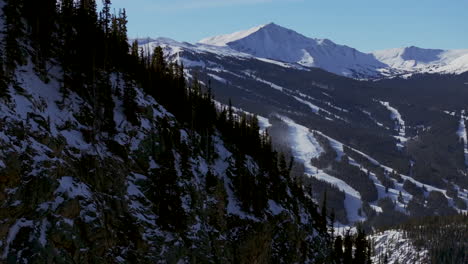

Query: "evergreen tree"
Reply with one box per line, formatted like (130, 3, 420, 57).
(343, 231, 353, 264)
(152, 46, 165, 73)
(117, 9, 128, 42)
(179, 142, 192, 181)
(0, 49, 9, 98)
(353, 226, 367, 264)
(333, 235, 344, 264)
(321, 190, 328, 232)
(3, 0, 26, 73)
(270, 153, 288, 201)
(96, 75, 116, 135)
(100, 0, 111, 34)
(123, 78, 139, 125)
(22, 0, 57, 64)
(228, 99, 234, 124)
(79, 0, 97, 15)
(366, 243, 372, 264)
(131, 40, 140, 58)
(149, 120, 186, 232)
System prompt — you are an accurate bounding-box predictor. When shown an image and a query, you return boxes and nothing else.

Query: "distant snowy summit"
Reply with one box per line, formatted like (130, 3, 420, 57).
(141, 23, 468, 79)
(199, 23, 385, 78)
(373, 46, 468, 76)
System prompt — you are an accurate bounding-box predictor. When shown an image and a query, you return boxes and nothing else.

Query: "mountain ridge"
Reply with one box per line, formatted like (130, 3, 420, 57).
(141, 23, 468, 79)
(199, 23, 386, 77)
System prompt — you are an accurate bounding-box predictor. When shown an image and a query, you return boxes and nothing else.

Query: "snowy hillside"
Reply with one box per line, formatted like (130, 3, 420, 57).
(0, 50, 333, 264)
(0, 2, 338, 261)
(370, 230, 429, 264)
(371, 214, 468, 264)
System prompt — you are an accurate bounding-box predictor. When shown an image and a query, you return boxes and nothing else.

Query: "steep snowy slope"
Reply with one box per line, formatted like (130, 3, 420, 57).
(0, 54, 333, 264)
(0, 3, 336, 262)
(199, 23, 386, 78)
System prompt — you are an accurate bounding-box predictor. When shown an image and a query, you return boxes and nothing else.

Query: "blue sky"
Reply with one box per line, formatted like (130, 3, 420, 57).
(106, 0, 468, 52)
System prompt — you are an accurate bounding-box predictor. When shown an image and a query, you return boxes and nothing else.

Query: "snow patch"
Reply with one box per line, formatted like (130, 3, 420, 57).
(39, 219, 49, 247)
(2, 218, 34, 259)
(207, 73, 228, 84)
(457, 110, 468, 166)
(268, 200, 285, 216)
(379, 101, 407, 149)
(257, 115, 272, 132)
(243, 71, 284, 91)
(55, 176, 92, 199)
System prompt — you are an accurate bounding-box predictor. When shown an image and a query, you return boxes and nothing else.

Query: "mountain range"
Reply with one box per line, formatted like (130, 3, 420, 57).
(140, 22, 468, 79)
(136, 22, 468, 228)
(1, 2, 467, 261)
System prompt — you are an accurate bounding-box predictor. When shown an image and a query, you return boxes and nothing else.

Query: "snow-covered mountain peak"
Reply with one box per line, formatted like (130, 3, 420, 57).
(373, 46, 445, 65)
(372, 46, 468, 74)
(199, 23, 386, 77)
(403, 46, 445, 60)
(198, 23, 273, 47)
(198, 22, 319, 49)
